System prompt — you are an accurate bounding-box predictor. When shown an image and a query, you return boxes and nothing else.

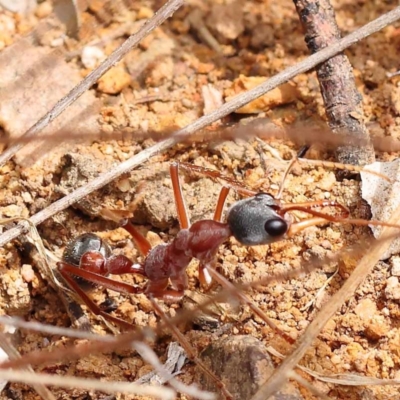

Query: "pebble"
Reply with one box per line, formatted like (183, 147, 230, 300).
(354, 298, 377, 320)
(196, 335, 304, 400)
(97, 65, 131, 94)
(21, 264, 35, 283)
(385, 276, 400, 300)
(35, 1, 52, 18)
(225, 76, 299, 114)
(81, 46, 105, 69)
(391, 256, 400, 276)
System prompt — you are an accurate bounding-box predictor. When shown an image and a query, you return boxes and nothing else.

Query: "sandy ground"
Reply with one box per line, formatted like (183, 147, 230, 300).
(1, 0, 400, 399)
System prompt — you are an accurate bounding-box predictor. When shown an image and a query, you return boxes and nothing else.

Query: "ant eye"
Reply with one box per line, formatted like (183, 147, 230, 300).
(264, 218, 287, 237)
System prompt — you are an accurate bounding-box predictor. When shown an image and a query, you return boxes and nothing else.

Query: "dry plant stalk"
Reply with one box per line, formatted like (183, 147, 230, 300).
(0, 0, 184, 167)
(294, 0, 374, 165)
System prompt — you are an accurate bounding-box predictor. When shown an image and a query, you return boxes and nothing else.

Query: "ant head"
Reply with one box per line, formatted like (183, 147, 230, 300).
(227, 193, 288, 246)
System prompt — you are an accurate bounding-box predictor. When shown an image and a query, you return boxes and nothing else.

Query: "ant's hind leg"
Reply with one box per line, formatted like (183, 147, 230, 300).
(170, 163, 191, 229)
(57, 262, 143, 331)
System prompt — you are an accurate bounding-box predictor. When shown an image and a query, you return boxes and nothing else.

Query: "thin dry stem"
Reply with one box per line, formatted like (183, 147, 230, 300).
(0, 316, 114, 341)
(0, 0, 184, 167)
(0, 332, 56, 400)
(2, 6, 400, 248)
(0, 369, 176, 399)
(288, 371, 333, 400)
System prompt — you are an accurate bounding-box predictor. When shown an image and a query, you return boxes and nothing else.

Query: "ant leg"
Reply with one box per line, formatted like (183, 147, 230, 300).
(203, 262, 296, 344)
(285, 206, 400, 236)
(149, 297, 234, 400)
(119, 221, 152, 257)
(57, 262, 144, 330)
(102, 208, 152, 257)
(170, 162, 190, 229)
(276, 145, 310, 199)
(145, 276, 187, 303)
(213, 186, 230, 222)
(100, 209, 152, 257)
(297, 158, 392, 182)
(280, 200, 349, 217)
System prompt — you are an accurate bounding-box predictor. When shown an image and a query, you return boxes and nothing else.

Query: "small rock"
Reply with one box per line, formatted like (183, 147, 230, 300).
(354, 298, 377, 320)
(35, 1, 52, 18)
(385, 276, 400, 300)
(0, 0, 36, 13)
(21, 264, 35, 283)
(81, 46, 105, 69)
(196, 335, 304, 400)
(207, 1, 244, 40)
(98, 65, 131, 94)
(225, 76, 299, 114)
(365, 316, 390, 341)
(391, 256, 400, 276)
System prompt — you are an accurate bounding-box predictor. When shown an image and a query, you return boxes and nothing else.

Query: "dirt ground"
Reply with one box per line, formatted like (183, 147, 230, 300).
(1, 0, 400, 399)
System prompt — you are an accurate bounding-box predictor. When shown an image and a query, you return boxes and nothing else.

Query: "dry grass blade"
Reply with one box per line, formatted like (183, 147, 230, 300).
(288, 371, 333, 400)
(0, 0, 184, 167)
(2, 5, 400, 250)
(269, 346, 400, 387)
(250, 203, 400, 400)
(0, 369, 176, 399)
(0, 316, 114, 341)
(0, 332, 56, 400)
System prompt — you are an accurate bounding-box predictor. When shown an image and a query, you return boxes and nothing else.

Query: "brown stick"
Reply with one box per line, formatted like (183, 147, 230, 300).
(293, 0, 374, 165)
(0, 0, 184, 168)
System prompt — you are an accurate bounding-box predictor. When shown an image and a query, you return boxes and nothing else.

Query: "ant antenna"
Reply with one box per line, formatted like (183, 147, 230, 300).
(276, 145, 310, 200)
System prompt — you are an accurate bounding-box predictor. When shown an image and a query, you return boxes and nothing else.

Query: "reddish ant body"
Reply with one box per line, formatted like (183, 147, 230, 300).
(56, 159, 389, 331)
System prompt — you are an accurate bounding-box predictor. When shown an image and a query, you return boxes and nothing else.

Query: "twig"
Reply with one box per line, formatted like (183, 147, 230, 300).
(0, 316, 114, 341)
(0, 332, 56, 400)
(249, 204, 400, 399)
(0, 369, 176, 399)
(1, 6, 400, 248)
(293, 0, 374, 165)
(0, 0, 184, 168)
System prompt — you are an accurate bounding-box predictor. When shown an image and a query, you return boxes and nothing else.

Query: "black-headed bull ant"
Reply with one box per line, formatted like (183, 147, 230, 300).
(55, 148, 400, 397)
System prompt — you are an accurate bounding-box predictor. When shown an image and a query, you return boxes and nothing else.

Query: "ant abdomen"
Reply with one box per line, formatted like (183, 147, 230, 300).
(227, 193, 288, 246)
(62, 233, 112, 289)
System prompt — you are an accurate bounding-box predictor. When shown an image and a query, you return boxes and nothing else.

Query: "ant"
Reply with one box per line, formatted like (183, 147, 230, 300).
(55, 151, 400, 398)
